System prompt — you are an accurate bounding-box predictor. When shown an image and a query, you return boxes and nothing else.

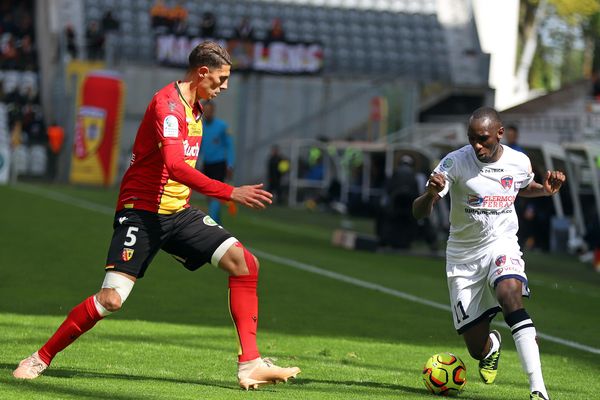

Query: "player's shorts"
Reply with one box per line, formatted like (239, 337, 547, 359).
(105, 207, 234, 278)
(446, 241, 530, 334)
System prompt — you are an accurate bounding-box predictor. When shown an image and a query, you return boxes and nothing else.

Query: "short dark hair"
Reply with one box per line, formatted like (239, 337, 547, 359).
(470, 106, 502, 125)
(188, 41, 232, 70)
(506, 124, 518, 132)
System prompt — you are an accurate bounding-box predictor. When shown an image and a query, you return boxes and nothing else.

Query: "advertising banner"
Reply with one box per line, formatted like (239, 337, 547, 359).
(156, 35, 323, 74)
(69, 71, 125, 186)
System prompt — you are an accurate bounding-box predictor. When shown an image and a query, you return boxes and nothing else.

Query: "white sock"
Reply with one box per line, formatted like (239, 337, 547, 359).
(483, 331, 500, 359)
(512, 323, 548, 398)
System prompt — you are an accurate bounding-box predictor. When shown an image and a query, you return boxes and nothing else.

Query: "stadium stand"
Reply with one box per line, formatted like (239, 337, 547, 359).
(0, 0, 47, 179)
(81, 0, 460, 82)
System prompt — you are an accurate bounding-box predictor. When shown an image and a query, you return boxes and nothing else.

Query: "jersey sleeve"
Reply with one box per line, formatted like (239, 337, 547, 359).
(153, 97, 186, 146)
(520, 156, 535, 188)
(430, 155, 456, 198)
(160, 141, 234, 200)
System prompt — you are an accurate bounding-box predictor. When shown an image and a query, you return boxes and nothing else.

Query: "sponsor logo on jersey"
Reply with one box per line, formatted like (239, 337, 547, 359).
(163, 115, 179, 138)
(121, 248, 134, 261)
(440, 157, 454, 171)
(183, 140, 200, 157)
(481, 167, 504, 173)
(496, 264, 523, 275)
(500, 175, 513, 190)
(203, 215, 218, 226)
(468, 194, 484, 206)
(168, 100, 177, 112)
(495, 255, 506, 266)
(467, 194, 516, 208)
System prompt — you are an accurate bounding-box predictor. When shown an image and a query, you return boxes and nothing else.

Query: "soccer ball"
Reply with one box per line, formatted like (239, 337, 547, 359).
(422, 352, 467, 396)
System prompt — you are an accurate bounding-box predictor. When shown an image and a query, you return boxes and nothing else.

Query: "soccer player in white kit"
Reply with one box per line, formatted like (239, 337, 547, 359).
(413, 107, 565, 400)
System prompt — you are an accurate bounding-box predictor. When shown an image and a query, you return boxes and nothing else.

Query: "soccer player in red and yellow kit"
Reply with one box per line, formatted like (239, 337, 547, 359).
(13, 41, 300, 390)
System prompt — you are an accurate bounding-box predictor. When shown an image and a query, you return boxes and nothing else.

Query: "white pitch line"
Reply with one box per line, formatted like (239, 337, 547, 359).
(10, 183, 600, 355)
(254, 250, 600, 355)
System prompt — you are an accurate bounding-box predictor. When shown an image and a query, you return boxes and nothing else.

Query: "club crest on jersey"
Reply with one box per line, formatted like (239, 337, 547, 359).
(495, 255, 506, 266)
(500, 175, 513, 190)
(467, 194, 484, 206)
(121, 248, 134, 262)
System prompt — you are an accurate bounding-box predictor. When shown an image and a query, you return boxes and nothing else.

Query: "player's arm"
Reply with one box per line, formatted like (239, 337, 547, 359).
(161, 142, 272, 208)
(412, 172, 445, 220)
(518, 170, 565, 198)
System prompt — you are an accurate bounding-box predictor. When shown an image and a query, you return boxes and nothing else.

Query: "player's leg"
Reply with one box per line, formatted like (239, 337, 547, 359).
(162, 208, 299, 389)
(462, 318, 502, 384)
(447, 259, 502, 384)
(217, 241, 300, 389)
(495, 277, 549, 399)
(13, 272, 136, 379)
(13, 209, 163, 380)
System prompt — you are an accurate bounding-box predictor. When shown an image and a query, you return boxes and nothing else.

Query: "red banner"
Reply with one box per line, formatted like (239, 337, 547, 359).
(70, 71, 125, 186)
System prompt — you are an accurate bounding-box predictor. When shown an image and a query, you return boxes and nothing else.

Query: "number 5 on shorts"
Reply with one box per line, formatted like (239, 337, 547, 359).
(124, 227, 139, 246)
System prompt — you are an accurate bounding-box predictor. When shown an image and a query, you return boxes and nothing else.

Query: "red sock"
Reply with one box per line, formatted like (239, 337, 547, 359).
(228, 246, 260, 362)
(38, 295, 103, 365)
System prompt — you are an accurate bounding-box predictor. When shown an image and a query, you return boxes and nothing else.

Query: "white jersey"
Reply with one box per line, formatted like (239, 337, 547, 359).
(433, 144, 534, 264)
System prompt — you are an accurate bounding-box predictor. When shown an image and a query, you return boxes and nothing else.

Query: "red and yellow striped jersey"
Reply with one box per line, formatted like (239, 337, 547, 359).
(117, 82, 233, 214)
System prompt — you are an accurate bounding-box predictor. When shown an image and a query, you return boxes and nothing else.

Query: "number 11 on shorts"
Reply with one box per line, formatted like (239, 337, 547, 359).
(454, 301, 469, 323)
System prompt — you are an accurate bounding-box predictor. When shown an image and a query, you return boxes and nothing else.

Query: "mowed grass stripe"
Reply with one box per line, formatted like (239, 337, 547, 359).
(8, 183, 600, 355)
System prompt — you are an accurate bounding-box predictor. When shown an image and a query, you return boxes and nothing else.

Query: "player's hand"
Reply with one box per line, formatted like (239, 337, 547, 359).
(543, 170, 565, 195)
(230, 183, 273, 209)
(426, 173, 446, 196)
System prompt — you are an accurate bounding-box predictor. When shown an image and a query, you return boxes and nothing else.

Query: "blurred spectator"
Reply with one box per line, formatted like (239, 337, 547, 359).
(150, 0, 171, 31)
(85, 20, 104, 60)
(17, 34, 36, 70)
(200, 11, 217, 37)
(101, 10, 120, 33)
(376, 155, 420, 249)
(65, 25, 78, 59)
(229, 16, 255, 69)
(47, 121, 65, 180)
(234, 16, 255, 41)
(170, 1, 188, 34)
(199, 102, 234, 224)
(1, 34, 19, 69)
(266, 18, 286, 42)
(505, 125, 525, 153)
(267, 144, 286, 204)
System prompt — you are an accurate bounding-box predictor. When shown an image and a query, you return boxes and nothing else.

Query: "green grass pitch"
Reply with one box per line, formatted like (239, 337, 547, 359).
(1, 183, 599, 399)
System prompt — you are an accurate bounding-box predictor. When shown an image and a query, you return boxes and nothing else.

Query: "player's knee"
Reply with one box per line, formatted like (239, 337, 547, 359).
(97, 288, 123, 312)
(229, 250, 259, 277)
(495, 279, 523, 312)
(100, 272, 135, 311)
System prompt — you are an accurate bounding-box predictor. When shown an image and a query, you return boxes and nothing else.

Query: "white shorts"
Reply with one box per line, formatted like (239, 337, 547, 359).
(446, 243, 530, 334)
